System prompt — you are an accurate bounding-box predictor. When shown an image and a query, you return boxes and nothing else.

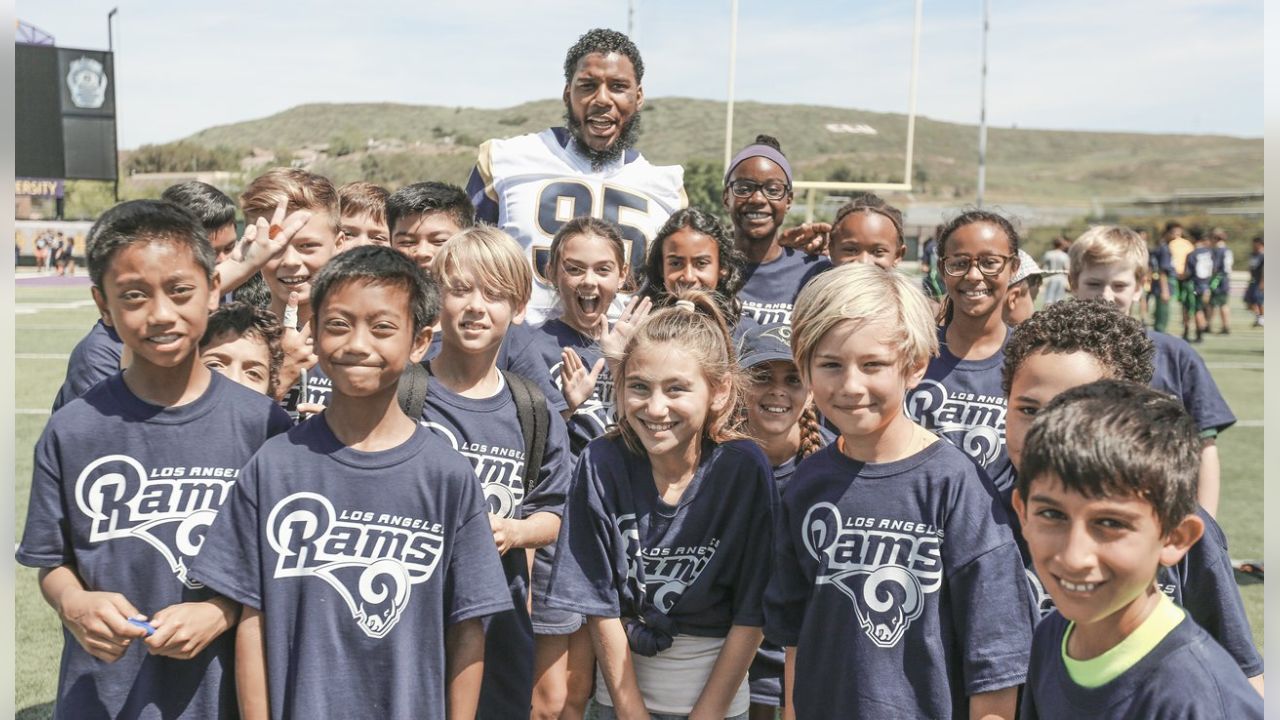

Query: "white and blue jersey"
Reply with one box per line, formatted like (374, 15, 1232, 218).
(467, 127, 687, 323)
(19, 371, 291, 720)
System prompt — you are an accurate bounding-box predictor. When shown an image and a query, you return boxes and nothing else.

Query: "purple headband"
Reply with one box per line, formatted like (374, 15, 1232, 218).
(724, 144, 793, 185)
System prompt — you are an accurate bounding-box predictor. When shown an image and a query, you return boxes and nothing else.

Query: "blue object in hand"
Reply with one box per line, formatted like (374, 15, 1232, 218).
(128, 618, 156, 636)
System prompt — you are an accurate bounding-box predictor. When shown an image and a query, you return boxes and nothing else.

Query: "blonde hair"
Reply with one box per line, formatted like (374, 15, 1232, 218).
(1068, 225, 1148, 286)
(608, 290, 748, 455)
(791, 263, 938, 383)
(433, 225, 532, 308)
(338, 181, 389, 225)
(240, 168, 341, 232)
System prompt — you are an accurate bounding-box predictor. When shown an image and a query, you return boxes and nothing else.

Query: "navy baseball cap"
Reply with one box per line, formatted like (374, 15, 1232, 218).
(738, 322, 795, 369)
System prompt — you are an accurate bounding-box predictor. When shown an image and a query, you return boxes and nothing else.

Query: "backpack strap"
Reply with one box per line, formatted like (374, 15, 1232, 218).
(502, 370, 550, 496)
(397, 360, 431, 421)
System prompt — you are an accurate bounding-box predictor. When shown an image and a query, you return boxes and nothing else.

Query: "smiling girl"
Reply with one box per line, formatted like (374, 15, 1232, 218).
(547, 290, 776, 720)
(904, 209, 1022, 507)
(640, 208, 756, 339)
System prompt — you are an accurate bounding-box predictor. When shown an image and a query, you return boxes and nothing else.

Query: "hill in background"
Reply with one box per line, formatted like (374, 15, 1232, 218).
(165, 97, 1261, 206)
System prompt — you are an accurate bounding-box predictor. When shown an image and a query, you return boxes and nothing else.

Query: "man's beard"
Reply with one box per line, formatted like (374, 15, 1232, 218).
(564, 106, 643, 171)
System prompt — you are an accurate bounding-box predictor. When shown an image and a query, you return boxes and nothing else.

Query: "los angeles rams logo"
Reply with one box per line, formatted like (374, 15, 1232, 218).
(801, 502, 943, 648)
(74, 454, 235, 589)
(614, 514, 718, 613)
(267, 493, 444, 639)
(422, 422, 525, 518)
(904, 379, 1006, 467)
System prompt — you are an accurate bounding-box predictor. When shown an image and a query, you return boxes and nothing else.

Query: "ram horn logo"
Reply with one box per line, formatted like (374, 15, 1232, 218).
(67, 56, 108, 109)
(962, 425, 1002, 467)
(839, 565, 925, 648)
(73, 454, 228, 589)
(315, 559, 413, 639)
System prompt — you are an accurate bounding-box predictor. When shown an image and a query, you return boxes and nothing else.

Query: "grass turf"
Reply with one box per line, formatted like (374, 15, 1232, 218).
(10, 282, 1266, 715)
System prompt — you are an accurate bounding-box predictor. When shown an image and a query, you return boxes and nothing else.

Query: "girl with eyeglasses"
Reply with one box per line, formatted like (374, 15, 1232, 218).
(903, 209, 1023, 510)
(721, 135, 830, 328)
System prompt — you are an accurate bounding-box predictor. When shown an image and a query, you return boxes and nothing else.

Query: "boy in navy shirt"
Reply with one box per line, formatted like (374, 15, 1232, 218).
(767, 263, 1031, 719)
(1014, 381, 1262, 718)
(18, 200, 292, 720)
(1067, 225, 1235, 516)
(1002, 299, 1263, 692)
(194, 246, 512, 719)
(425, 226, 574, 718)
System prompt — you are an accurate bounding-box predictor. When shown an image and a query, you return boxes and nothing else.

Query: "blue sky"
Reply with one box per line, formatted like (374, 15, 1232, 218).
(18, 0, 1262, 148)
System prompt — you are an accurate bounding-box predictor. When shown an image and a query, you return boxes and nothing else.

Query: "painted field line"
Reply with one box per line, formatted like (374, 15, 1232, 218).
(1234, 420, 1263, 428)
(1205, 362, 1265, 370)
(17, 408, 51, 416)
(16, 353, 70, 360)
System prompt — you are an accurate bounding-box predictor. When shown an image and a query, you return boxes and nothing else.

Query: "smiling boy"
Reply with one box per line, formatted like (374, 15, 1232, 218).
(1067, 225, 1234, 516)
(18, 200, 291, 720)
(424, 226, 574, 717)
(193, 246, 512, 720)
(1014, 380, 1261, 718)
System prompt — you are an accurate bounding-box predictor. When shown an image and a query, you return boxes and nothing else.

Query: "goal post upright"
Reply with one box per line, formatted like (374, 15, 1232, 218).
(722, 0, 925, 221)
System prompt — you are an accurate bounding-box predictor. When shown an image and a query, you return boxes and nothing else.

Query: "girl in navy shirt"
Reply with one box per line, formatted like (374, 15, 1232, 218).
(530, 216, 654, 719)
(735, 322, 831, 719)
(548, 290, 776, 720)
(722, 135, 830, 327)
(904, 209, 1022, 506)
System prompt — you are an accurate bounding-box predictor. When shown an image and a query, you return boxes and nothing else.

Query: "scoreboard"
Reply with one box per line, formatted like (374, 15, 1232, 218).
(16, 43, 117, 181)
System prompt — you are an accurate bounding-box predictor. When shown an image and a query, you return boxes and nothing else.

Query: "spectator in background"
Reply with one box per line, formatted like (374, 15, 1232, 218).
(1039, 235, 1070, 305)
(1208, 227, 1233, 334)
(1245, 235, 1264, 327)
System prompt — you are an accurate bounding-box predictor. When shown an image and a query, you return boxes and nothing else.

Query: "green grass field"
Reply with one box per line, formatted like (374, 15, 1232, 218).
(10, 278, 1265, 716)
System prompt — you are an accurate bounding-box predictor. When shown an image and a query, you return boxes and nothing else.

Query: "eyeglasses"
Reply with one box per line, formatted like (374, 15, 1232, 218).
(940, 254, 1016, 277)
(728, 179, 791, 201)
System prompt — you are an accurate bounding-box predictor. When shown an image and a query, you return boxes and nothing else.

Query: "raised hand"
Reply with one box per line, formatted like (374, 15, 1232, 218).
(560, 347, 605, 414)
(599, 295, 653, 359)
(778, 222, 832, 256)
(237, 199, 311, 268)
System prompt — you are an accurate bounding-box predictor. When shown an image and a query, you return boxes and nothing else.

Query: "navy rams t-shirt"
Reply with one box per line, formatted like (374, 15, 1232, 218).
(1159, 507, 1263, 677)
(529, 318, 615, 457)
(1021, 611, 1262, 719)
(764, 440, 1032, 719)
(193, 419, 512, 720)
(748, 434, 835, 707)
(547, 436, 776, 636)
(905, 326, 1014, 501)
(1146, 329, 1235, 435)
(18, 371, 291, 720)
(420, 373, 572, 719)
(738, 247, 830, 327)
(51, 319, 123, 411)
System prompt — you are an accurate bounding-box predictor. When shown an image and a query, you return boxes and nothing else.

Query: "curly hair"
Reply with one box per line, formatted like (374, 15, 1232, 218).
(1002, 298, 1155, 395)
(201, 301, 285, 398)
(640, 207, 747, 322)
(935, 207, 1022, 325)
(563, 28, 644, 83)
